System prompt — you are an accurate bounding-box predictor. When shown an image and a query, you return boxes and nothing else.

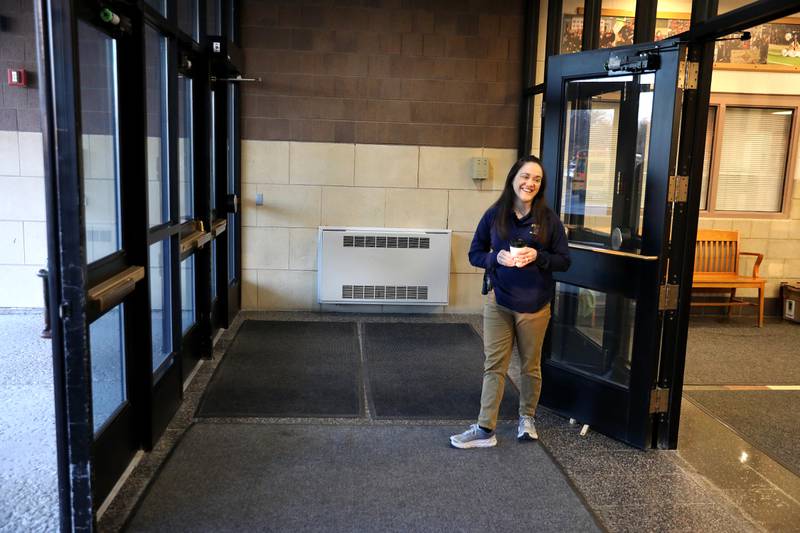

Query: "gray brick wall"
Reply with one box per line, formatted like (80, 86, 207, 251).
(240, 0, 525, 148)
(0, 0, 39, 132)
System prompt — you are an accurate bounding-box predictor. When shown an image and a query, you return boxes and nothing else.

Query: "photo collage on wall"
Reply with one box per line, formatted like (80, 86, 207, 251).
(560, 12, 800, 71)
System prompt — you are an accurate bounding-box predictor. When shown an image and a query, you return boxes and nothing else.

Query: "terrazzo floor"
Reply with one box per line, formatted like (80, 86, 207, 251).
(0, 311, 58, 533)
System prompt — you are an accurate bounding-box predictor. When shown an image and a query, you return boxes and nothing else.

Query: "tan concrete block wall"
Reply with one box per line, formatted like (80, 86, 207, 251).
(0, 130, 46, 307)
(241, 140, 517, 312)
(355, 144, 419, 188)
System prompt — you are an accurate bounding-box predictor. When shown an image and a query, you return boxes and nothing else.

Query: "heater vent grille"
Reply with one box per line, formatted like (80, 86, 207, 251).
(343, 235, 430, 249)
(342, 285, 429, 300)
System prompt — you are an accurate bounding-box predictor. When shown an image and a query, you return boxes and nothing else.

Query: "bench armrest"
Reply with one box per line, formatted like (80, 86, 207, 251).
(739, 251, 763, 278)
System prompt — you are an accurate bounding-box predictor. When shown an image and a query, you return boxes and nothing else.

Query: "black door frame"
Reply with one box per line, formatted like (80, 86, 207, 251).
(38, 0, 240, 529)
(37, 0, 94, 526)
(523, 0, 800, 449)
(539, 40, 683, 448)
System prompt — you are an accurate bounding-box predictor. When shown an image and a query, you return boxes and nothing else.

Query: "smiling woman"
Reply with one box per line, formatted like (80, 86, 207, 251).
(451, 155, 571, 449)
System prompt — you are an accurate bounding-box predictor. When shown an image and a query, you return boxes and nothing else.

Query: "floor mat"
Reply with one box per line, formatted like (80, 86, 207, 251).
(196, 321, 360, 418)
(126, 423, 600, 533)
(363, 322, 519, 420)
(685, 390, 800, 476)
(684, 320, 800, 385)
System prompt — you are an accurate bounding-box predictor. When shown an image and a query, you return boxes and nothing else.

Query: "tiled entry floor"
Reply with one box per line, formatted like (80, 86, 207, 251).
(99, 311, 800, 532)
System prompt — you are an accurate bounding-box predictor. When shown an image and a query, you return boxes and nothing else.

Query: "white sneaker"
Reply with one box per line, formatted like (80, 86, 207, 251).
(518, 416, 538, 441)
(450, 424, 497, 449)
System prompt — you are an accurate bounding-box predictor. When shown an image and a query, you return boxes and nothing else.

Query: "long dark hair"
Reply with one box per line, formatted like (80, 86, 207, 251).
(492, 155, 550, 244)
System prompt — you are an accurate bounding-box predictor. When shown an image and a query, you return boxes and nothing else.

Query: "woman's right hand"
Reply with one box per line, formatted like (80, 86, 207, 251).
(496, 250, 516, 267)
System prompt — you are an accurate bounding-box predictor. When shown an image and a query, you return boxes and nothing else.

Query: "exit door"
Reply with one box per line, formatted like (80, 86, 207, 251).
(539, 40, 686, 448)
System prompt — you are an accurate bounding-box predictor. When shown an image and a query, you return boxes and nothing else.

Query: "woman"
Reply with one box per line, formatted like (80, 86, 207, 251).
(450, 155, 570, 449)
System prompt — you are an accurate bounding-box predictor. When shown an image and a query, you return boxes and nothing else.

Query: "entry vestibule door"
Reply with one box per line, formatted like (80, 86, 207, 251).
(540, 40, 685, 448)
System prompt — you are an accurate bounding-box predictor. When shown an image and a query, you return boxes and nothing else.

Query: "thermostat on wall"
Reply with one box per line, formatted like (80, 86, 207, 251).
(471, 157, 489, 180)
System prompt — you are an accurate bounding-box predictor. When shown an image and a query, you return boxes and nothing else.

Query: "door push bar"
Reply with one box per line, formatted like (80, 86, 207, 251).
(211, 218, 227, 237)
(209, 74, 262, 83)
(180, 220, 213, 255)
(87, 266, 145, 316)
(568, 243, 659, 261)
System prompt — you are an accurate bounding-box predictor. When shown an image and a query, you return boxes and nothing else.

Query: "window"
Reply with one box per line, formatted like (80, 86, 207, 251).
(145, 0, 165, 16)
(78, 21, 121, 263)
(177, 0, 200, 41)
(145, 25, 169, 227)
(178, 74, 194, 222)
(90, 305, 126, 433)
(701, 94, 798, 217)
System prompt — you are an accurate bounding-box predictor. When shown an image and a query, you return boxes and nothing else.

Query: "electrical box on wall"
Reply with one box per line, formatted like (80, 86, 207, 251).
(471, 157, 489, 180)
(7, 69, 27, 87)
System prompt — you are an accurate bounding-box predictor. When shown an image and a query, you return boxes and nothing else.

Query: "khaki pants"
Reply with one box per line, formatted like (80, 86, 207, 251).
(478, 291, 551, 430)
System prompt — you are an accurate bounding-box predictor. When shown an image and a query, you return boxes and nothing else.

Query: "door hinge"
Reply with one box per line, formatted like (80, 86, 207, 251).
(649, 386, 671, 414)
(668, 175, 689, 203)
(678, 61, 699, 89)
(659, 283, 679, 311)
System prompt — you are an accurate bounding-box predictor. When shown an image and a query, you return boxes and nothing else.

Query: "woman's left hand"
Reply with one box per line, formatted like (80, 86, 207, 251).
(513, 247, 538, 267)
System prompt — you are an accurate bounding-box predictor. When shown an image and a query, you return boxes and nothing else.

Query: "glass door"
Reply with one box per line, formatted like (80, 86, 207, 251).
(225, 83, 242, 325)
(38, 1, 155, 520)
(540, 40, 685, 448)
(207, 31, 243, 329)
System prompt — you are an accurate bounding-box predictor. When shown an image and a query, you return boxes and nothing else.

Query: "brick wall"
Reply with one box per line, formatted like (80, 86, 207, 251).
(0, 0, 40, 132)
(240, 0, 525, 148)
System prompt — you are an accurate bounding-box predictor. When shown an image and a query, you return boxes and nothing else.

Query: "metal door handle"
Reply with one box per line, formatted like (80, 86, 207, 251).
(226, 194, 239, 214)
(568, 243, 658, 261)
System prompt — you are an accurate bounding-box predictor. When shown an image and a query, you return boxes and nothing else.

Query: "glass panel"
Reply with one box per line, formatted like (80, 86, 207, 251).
(530, 93, 544, 157)
(227, 212, 235, 282)
(145, 25, 169, 227)
(144, 0, 165, 16)
(149, 240, 172, 372)
(207, 0, 221, 35)
(599, 1, 635, 49)
(560, 74, 655, 254)
(561, 0, 584, 54)
(227, 85, 238, 282)
(715, 107, 791, 212)
(549, 282, 635, 388)
(655, 1, 691, 43)
(700, 107, 716, 211)
(78, 22, 121, 263)
(228, 0, 237, 44)
(211, 238, 218, 301)
(717, 0, 759, 16)
(90, 306, 126, 432)
(210, 89, 216, 214)
(178, 75, 194, 222)
(181, 255, 196, 333)
(178, 0, 199, 40)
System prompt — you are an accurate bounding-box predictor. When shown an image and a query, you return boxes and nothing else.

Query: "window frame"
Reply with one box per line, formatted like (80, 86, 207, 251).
(701, 92, 799, 219)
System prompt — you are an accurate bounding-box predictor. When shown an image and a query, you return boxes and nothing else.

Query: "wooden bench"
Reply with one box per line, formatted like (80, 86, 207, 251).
(691, 229, 766, 327)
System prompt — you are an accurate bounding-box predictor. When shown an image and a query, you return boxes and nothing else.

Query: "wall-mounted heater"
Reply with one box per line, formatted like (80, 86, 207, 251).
(318, 227, 451, 305)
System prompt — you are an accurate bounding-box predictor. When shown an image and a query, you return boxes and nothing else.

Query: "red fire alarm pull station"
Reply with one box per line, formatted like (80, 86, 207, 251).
(7, 69, 27, 88)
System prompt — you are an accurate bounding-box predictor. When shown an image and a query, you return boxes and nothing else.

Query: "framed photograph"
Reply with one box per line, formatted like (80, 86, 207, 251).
(562, 9, 800, 72)
(713, 18, 800, 71)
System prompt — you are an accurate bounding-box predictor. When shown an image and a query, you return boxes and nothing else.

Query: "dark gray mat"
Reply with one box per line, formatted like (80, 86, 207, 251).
(363, 322, 519, 420)
(126, 423, 600, 532)
(684, 320, 800, 385)
(686, 390, 800, 476)
(197, 321, 360, 418)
